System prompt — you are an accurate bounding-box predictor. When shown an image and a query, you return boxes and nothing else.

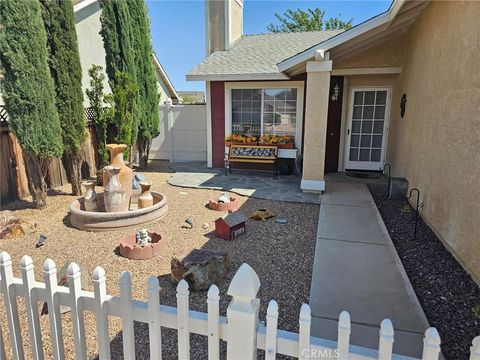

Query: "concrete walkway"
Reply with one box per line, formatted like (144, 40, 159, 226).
(309, 180, 430, 358)
(168, 162, 321, 204)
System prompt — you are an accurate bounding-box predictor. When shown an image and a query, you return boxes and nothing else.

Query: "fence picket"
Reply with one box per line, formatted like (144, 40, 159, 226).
(378, 319, 394, 360)
(67, 263, 87, 360)
(265, 300, 279, 360)
(299, 304, 311, 360)
(2, 252, 480, 360)
(20, 256, 43, 360)
(176, 280, 190, 360)
(207, 285, 219, 360)
(0, 252, 24, 360)
(43, 259, 64, 360)
(337, 311, 351, 360)
(470, 336, 480, 360)
(119, 271, 135, 360)
(147, 276, 162, 360)
(421, 328, 441, 360)
(92, 267, 110, 360)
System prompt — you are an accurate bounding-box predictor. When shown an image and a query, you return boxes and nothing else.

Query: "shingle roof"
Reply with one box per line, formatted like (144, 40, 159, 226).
(187, 30, 343, 80)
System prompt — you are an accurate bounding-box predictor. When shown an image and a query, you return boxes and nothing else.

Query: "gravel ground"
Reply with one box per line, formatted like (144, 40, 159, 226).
(368, 184, 480, 360)
(0, 162, 319, 359)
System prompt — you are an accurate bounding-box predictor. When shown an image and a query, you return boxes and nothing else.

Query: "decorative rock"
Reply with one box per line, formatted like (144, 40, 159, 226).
(171, 249, 230, 290)
(202, 223, 209, 229)
(119, 231, 166, 260)
(182, 217, 193, 229)
(0, 213, 37, 240)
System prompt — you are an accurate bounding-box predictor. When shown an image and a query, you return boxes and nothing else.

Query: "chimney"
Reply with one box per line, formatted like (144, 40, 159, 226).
(205, 0, 243, 55)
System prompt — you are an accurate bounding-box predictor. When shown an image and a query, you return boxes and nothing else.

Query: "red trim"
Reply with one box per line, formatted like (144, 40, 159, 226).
(211, 81, 226, 168)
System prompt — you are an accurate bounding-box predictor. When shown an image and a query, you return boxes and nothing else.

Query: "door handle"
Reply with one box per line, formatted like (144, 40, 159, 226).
(347, 129, 350, 135)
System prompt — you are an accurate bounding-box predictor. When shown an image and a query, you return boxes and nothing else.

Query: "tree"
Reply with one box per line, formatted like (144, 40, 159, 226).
(127, 0, 160, 168)
(111, 71, 139, 160)
(85, 65, 112, 171)
(0, 0, 63, 208)
(267, 8, 352, 33)
(40, 0, 86, 196)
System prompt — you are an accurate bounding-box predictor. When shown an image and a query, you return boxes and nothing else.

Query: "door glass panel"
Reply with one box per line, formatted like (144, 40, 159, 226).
(353, 106, 362, 119)
(376, 91, 387, 105)
(349, 148, 359, 161)
(351, 135, 360, 147)
(374, 106, 385, 119)
(354, 92, 363, 105)
(349, 90, 388, 166)
(352, 120, 361, 133)
(359, 149, 370, 161)
(363, 106, 374, 119)
(372, 135, 383, 148)
(361, 121, 372, 133)
(371, 149, 381, 162)
(360, 135, 371, 147)
(364, 91, 375, 105)
(373, 121, 384, 134)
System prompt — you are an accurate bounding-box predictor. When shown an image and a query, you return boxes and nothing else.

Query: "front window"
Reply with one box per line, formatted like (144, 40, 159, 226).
(231, 88, 297, 137)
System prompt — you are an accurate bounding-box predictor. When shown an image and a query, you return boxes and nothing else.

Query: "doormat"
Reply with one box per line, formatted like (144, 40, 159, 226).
(346, 172, 382, 179)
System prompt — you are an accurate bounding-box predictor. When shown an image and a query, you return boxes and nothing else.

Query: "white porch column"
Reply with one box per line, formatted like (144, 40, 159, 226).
(301, 60, 332, 193)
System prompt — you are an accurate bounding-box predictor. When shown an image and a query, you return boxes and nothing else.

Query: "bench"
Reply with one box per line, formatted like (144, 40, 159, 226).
(225, 144, 278, 178)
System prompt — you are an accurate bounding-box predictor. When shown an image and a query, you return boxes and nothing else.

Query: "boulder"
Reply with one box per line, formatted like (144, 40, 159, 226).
(171, 249, 230, 290)
(0, 211, 37, 240)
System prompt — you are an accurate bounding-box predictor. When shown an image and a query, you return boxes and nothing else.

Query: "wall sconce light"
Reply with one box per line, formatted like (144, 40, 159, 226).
(400, 94, 407, 118)
(331, 83, 340, 101)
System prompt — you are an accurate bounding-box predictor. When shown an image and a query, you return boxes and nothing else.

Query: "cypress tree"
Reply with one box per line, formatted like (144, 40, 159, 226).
(128, 0, 160, 168)
(86, 65, 111, 171)
(99, 0, 138, 158)
(40, 0, 86, 196)
(0, 0, 63, 208)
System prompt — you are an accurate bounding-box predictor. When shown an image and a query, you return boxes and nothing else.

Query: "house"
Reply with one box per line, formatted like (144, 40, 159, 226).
(215, 211, 247, 241)
(73, 0, 181, 106)
(188, 1, 480, 283)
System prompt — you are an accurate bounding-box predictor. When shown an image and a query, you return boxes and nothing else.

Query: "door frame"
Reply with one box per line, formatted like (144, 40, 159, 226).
(343, 86, 392, 171)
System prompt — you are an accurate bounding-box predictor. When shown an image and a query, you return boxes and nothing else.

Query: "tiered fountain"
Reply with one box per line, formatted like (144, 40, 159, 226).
(69, 144, 168, 231)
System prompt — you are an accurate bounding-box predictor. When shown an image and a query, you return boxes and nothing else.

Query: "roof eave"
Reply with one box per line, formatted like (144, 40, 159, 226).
(152, 53, 181, 102)
(277, 0, 408, 72)
(186, 72, 290, 82)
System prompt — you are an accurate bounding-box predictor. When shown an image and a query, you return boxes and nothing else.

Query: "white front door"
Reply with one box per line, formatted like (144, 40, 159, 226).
(345, 88, 390, 171)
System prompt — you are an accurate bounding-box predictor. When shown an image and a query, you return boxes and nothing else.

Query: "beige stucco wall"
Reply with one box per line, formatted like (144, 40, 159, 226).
(333, 34, 406, 69)
(302, 70, 331, 188)
(230, 0, 243, 44)
(386, 1, 480, 282)
(75, 2, 111, 107)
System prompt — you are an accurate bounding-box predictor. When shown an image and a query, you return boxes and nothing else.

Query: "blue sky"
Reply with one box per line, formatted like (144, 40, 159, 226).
(146, 1, 391, 93)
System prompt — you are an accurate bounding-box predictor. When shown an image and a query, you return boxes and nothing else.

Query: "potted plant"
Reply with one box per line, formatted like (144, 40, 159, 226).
(224, 135, 258, 146)
(259, 135, 295, 149)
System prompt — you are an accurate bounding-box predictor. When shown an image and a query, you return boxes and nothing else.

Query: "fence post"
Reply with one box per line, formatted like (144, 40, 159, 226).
(470, 336, 480, 360)
(67, 263, 87, 360)
(147, 276, 162, 360)
(92, 267, 110, 360)
(0, 252, 24, 360)
(337, 311, 351, 360)
(20, 255, 43, 360)
(207, 285, 220, 360)
(422, 328, 441, 360)
(378, 319, 394, 360)
(119, 271, 135, 360)
(299, 304, 311, 360)
(43, 259, 64, 360)
(265, 300, 279, 360)
(176, 279, 190, 360)
(226, 263, 260, 360)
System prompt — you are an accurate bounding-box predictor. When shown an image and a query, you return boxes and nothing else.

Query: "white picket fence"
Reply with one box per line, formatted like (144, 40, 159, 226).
(0, 252, 479, 360)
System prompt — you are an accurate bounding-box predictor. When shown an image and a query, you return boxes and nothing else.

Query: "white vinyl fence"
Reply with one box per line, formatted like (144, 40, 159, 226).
(150, 101, 207, 162)
(0, 252, 479, 360)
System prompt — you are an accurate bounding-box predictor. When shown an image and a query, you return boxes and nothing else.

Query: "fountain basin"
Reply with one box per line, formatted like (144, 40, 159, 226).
(69, 192, 167, 231)
(119, 231, 166, 260)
